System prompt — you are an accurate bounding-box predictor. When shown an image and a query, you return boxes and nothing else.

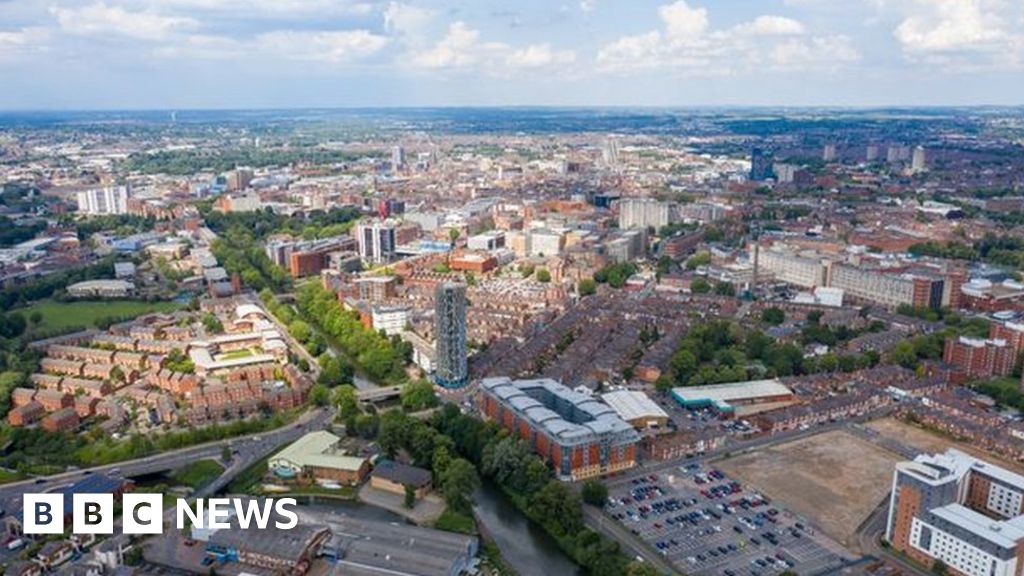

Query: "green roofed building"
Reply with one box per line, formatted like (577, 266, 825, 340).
(268, 430, 370, 485)
(670, 378, 794, 417)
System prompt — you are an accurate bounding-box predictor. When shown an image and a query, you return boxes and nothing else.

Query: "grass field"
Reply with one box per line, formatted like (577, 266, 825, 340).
(21, 299, 182, 331)
(170, 459, 225, 490)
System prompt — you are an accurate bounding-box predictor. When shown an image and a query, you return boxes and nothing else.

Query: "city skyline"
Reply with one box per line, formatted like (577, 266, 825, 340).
(1, 0, 1023, 109)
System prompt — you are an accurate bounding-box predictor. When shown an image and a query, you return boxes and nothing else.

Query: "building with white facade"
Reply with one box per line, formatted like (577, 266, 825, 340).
(618, 198, 674, 230)
(886, 449, 1024, 576)
(76, 186, 129, 215)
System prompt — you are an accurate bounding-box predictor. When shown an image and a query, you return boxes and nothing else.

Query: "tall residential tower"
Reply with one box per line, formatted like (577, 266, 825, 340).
(434, 282, 468, 388)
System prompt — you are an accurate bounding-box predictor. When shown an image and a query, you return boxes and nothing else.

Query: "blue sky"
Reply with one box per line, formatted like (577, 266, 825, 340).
(0, 0, 1022, 109)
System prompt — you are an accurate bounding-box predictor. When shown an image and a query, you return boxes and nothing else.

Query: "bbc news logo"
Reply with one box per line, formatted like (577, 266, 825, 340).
(23, 495, 299, 535)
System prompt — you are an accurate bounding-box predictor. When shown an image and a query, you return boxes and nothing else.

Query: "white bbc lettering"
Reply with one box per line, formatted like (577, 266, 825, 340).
(73, 494, 114, 535)
(123, 494, 164, 535)
(23, 494, 64, 535)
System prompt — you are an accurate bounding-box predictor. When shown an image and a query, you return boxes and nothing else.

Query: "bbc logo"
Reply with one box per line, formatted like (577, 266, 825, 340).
(23, 494, 164, 535)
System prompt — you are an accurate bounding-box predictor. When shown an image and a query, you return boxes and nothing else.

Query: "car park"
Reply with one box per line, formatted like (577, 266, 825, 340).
(603, 462, 849, 576)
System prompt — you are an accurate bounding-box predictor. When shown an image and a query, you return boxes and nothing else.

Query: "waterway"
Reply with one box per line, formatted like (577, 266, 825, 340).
(473, 481, 583, 576)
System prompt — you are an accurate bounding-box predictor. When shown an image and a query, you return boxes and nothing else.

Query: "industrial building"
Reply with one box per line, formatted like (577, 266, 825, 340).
(671, 379, 794, 416)
(480, 377, 639, 481)
(886, 449, 1024, 576)
(319, 515, 478, 576)
(600, 389, 669, 429)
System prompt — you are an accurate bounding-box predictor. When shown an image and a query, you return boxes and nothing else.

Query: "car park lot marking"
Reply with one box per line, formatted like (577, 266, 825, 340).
(604, 462, 854, 576)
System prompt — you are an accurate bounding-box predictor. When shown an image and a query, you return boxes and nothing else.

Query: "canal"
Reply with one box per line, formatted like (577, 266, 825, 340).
(474, 481, 583, 576)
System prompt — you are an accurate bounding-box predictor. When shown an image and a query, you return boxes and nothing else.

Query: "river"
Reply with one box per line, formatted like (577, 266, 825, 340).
(473, 481, 583, 576)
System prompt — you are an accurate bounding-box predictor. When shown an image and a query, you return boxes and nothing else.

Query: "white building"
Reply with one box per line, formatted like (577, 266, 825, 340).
(618, 198, 674, 230)
(887, 449, 1024, 576)
(76, 186, 129, 215)
(371, 305, 412, 336)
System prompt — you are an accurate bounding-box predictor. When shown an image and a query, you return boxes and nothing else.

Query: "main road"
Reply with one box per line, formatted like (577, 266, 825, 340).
(0, 407, 333, 511)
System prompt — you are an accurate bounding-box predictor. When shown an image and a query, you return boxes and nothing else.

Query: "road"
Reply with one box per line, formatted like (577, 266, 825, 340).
(583, 505, 681, 575)
(0, 407, 333, 511)
(854, 496, 931, 576)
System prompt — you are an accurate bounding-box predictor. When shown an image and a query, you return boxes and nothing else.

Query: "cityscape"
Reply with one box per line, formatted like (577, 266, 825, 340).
(1, 1, 1024, 576)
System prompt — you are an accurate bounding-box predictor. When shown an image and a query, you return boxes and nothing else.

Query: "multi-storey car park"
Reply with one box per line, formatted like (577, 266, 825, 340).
(479, 377, 640, 481)
(886, 449, 1024, 576)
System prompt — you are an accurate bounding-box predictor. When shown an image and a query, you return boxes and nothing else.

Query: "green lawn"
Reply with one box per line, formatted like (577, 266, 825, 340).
(0, 468, 24, 485)
(434, 507, 476, 534)
(170, 459, 225, 489)
(20, 299, 182, 331)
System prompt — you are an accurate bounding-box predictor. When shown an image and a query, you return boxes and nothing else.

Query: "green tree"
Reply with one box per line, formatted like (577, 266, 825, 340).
(332, 385, 359, 418)
(581, 479, 609, 507)
(535, 268, 551, 283)
(404, 484, 417, 509)
(289, 320, 312, 343)
(401, 379, 439, 412)
(441, 458, 480, 514)
(691, 277, 711, 294)
(761, 307, 786, 325)
(578, 278, 597, 296)
(626, 562, 661, 576)
(308, 383, 329, 407)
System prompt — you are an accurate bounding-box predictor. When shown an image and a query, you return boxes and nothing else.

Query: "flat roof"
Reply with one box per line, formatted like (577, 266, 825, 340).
(601, 390, 668, 422)
(270, 431, 367, 472)
(671, 379, 792, 411)
(930, 504, 1024, 549)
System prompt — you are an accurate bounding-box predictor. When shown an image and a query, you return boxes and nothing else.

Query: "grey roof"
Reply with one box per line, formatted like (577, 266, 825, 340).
(481, 377, 639, 446)
(371, 460, 432, 488)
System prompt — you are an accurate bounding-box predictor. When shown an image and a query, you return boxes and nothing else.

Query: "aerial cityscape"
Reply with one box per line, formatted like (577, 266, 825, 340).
(1, 1, 1024, 576)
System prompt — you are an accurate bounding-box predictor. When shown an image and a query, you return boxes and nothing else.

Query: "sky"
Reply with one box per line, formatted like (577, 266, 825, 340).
(0, 0, 1022, 109)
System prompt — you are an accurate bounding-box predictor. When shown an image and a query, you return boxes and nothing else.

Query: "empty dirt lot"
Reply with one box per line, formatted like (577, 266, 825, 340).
(866, 417, 1024, 475)
(718, 430, 901, 548)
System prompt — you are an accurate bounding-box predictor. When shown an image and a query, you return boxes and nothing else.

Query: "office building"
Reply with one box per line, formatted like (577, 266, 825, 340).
(391, 145, 405, 172)
(467, 230, 506, 251)
(886, 449, 1024, 576)
(76, 186, 129, 215)
(528, 228, 566, 257)
(866, 145, 880, 162)
(618, 198, 673, 230)
(827, 264, 944, 310)
(225, 168, 253, 192)
(371, 305, 412, 336)
(756, 246, 827, 288)
(606, 229, 646, 263)
(822, 143, 837, 162)
(602, 138, 621, 170)
(750, 147, 774, 181)
(434, 282, 468, 388)
(357, 220, 398, 264)
(480, 377, 640, 481)
(911, 146, 927, 173)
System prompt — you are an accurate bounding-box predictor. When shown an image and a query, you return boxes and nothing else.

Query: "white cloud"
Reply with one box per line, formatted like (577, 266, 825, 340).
(410, 21, 508, 69)
(506, 43, 576, 69)
(579, 0, 595, 13)
(659, 0, 708, 42)
(770, 35, 859, 69)
(384, 2, 434, 37)
(893, 0, 1007, 53)
(597, 1, 856, 74)
(50, 2, 198, 40)
(0, 27, 49, 59)
(123, 0, 374, 17)
(255, 29, 388, 63)
(733, 15, 805, 37)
